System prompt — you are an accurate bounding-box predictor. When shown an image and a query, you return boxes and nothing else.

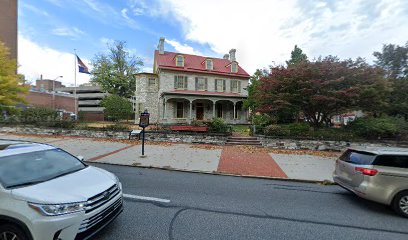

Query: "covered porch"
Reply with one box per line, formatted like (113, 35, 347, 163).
(160, 94, 248, 124)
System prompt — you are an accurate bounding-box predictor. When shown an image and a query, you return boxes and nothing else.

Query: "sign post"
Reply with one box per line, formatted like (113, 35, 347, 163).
(138, 110, 150, 157)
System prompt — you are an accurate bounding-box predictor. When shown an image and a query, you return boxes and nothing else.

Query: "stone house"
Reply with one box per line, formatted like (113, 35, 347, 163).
(135, 38, 251, 125)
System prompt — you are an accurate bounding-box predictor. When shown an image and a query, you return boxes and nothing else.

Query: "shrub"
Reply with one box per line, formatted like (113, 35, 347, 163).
(20, 107, 58, 123)
(45, 120, 77, 129)
(252, 113, 275, 127)
(207, 118, 229, 133)
(101, 95, 133, 122)
(285, 123, 310, 136)
(264, 124, 288, 136)
(348, 117, 407, 139)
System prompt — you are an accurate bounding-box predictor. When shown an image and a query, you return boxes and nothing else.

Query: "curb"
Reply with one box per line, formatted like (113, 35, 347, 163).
(85, 160, 336, 185)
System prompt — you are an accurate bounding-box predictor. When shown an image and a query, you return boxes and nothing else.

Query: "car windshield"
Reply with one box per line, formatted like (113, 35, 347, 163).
(340, 150, 377, 165)
(0, 149, 86, 188)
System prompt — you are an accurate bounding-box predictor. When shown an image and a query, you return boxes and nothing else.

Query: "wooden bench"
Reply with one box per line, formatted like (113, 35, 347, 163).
(128, 130, 142, 140)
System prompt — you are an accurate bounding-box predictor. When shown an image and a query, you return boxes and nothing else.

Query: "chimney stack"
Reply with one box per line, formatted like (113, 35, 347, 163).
(229, 49, 236, 62)
(158, 37, 165, 54)
(223, 54, 229, 60)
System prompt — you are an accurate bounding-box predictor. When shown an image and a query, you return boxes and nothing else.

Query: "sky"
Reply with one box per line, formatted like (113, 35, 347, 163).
(18, 0, 408, 86)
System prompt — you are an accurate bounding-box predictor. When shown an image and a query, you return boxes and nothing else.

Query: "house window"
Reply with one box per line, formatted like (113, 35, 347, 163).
(231, 63, 238, 73)
(174, 76, 187, 89)
(231, 80, 238, 93)
(215, 79, 225, 92)
(176, 55, 184, 67)
(176, 102, 184, 118)
(206, 59, 213, 70)
(148, 78, 156, 86)
(195, 77, 207, 91)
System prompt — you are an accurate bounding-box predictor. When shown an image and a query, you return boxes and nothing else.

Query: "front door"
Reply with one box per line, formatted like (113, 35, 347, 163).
(196, 103, 204, 120)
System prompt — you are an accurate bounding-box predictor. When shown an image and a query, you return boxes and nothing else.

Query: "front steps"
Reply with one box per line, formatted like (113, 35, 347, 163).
(225, 136, 262, 146)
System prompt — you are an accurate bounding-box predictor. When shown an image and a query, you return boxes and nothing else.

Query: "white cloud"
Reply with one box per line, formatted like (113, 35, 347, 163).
(165, 39, 202, 55)
(52, 27, 85, 39)
(156, 0, 408, 74)
(18, 35, 91, 87)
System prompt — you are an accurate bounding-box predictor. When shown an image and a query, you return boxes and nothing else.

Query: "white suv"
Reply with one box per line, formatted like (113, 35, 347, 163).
(0, 140, 123, 240)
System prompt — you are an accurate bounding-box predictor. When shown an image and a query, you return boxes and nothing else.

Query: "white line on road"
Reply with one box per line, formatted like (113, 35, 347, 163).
(123, 193, 171, 203)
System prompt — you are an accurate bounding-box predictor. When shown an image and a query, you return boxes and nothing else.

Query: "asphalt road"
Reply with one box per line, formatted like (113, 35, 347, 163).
(90, 163, 408, 240)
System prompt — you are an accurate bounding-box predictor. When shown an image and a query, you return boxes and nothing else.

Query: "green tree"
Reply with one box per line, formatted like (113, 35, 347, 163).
(373, 42, 408, 79)
(286, 45, 308, 66)
(243, 68, 268, 110)
(91, 41, 143, 98)
(0, 41, 29, 112)
(101, 95, 133, 122)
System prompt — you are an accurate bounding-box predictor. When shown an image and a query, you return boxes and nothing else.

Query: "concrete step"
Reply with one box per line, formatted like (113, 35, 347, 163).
(228, 137, 258, 140)
(226, 139, 260, 143)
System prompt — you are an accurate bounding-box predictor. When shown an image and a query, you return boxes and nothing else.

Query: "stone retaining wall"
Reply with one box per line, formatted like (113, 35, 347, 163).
(0, 126, 228, 145)
(255, 135, 407, 152)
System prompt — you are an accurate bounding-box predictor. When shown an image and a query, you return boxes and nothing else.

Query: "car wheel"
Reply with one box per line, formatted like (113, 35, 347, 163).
(392, 190, 408, 218)
(0, 224, 27, 240)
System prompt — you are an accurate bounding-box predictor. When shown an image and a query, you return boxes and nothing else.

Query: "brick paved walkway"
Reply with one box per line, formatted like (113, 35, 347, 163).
(217, 146, 288, 178)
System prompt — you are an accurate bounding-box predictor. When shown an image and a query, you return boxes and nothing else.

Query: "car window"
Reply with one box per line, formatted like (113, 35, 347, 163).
(0, 149, 86, 188)
(340, 150, 377, 165)
(374, 155, 408, 168)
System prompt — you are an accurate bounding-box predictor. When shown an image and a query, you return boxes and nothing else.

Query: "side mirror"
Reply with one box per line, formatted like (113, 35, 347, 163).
(77, 155, 84, 161)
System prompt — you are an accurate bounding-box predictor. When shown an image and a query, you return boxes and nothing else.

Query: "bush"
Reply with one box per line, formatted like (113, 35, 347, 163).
(348, 117, 407, 139)
(207, 118, 229, 133)
(101, 95, 133, 122)
(264, 124, 288, 136)
(252, 113, 275, 127)
(285, 123, 310, 136)
(20, 107, 58, 123)
(45, 120, 77, 129)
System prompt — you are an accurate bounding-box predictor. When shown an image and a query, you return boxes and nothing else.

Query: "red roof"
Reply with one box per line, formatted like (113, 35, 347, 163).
(165, 90, 245, 98)
(155, 50, 250, 79)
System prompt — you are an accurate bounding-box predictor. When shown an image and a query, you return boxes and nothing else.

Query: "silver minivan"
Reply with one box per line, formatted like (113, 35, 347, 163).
(333, 147, 408, 217)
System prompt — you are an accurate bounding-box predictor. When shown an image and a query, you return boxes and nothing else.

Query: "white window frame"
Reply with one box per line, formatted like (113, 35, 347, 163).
(196, 77, 206, 91)
(175, 75, 187, 89)
(231, 80, 238, 93)
(206, 59, 213, 70)
(231, 63, 238, 73)
(215, 79, 225, 92)
(176, 55, 184, 67)
(148, 78, 156, 87)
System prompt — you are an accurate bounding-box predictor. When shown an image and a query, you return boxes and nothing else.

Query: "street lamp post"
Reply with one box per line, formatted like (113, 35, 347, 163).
(52, 76, 63, 110)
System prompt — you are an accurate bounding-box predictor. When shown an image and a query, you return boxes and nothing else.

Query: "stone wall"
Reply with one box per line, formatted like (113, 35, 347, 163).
(256, 135, 407, 152)
(0, 126, 228, 145)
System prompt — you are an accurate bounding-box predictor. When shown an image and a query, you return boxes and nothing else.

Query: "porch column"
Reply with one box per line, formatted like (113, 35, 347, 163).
(189, 100, 193, 123)
(233, 102, 236, 119)
(212, 101, 216, 119)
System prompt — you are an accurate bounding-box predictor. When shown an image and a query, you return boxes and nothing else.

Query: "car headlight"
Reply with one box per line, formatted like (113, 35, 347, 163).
(114, 174, 122, 190)
(28, 202, 86, 216)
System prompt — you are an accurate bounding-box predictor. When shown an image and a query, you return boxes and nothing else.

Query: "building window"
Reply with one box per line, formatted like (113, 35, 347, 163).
(148, 78, 156, 86)
(215, 79, 225, 92)
(174, 76, 187, 89)
(176, 102, 184, 118)
(206, 59, 213, 70)
(195, 77, 207, 91)
(231, 62, 238, 73)
(176, 55, 184, 67)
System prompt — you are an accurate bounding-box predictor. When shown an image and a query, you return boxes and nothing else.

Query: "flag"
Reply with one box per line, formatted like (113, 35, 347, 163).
(77, 55, 90, 74)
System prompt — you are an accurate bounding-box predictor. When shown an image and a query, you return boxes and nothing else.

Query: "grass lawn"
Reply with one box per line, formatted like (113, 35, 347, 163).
(232, 125, 251, 136)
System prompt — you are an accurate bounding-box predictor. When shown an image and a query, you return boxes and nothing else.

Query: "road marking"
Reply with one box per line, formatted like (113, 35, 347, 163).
(88, 144, 136, 161)
(123, 193, 171, 203)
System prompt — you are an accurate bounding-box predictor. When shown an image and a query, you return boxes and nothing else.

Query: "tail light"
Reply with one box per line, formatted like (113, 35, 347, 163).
(355, 167, 378, 176)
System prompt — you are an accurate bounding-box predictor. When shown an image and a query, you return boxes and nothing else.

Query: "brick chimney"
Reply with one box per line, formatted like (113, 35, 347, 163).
(229, 49, 236, 62)
(158, 37, 165, 54)
(223, 54, 229, 60)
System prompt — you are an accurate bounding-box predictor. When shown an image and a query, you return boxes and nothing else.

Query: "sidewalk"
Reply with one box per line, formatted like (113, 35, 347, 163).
(0, 133, 339, 182)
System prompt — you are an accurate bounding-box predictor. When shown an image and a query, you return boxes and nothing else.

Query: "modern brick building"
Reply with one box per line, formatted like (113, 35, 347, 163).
(135, 37, 250, 124)
(0, 0, 18, 60)
(24, 90, 76, 113)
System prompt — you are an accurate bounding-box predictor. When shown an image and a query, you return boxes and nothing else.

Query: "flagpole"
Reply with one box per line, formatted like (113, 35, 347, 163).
(74, 49, 78, 119)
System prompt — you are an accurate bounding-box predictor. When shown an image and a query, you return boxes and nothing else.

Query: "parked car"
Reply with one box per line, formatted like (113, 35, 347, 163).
(333, 147, 408, 217)
(0, 140, 123, 240)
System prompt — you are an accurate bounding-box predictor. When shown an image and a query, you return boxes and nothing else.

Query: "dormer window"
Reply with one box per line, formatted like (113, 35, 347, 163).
(176, 55, 184, 67)
(231, 62, 238, 73)
(205, 59, 213, 70)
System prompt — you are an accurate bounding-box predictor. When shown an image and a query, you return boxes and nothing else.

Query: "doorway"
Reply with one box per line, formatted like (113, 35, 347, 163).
(196, 103, 204, 120)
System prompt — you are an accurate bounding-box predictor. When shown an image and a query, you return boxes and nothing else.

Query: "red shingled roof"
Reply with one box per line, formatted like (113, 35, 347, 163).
(155, 50, 250, 79)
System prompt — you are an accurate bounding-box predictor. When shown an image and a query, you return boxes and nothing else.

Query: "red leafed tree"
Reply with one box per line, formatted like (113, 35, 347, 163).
(254, 56, 389, 128)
